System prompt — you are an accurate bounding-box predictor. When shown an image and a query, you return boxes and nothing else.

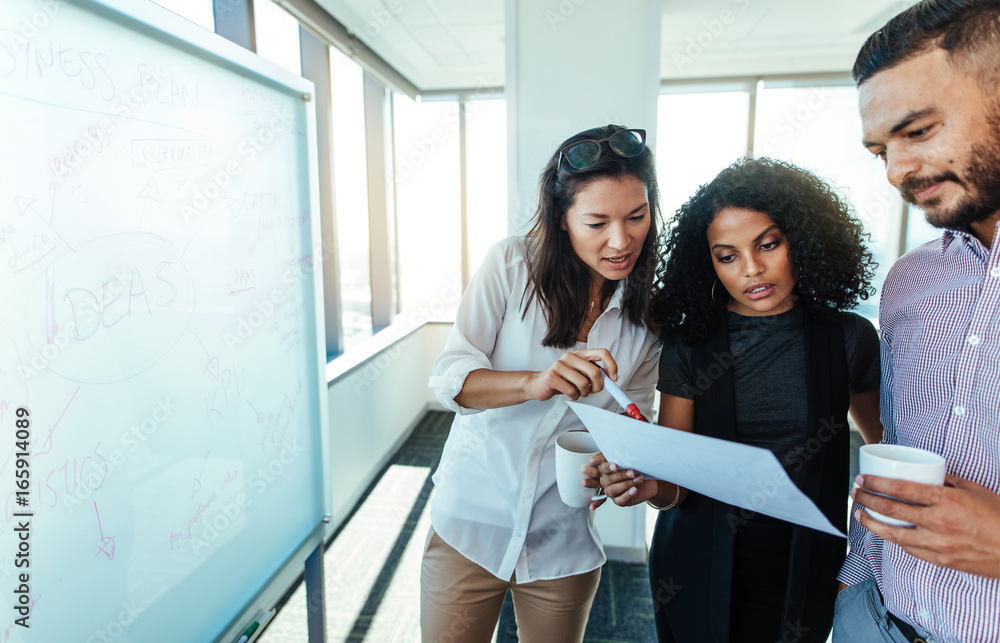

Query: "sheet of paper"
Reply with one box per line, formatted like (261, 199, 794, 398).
(568, 402, 845, 538)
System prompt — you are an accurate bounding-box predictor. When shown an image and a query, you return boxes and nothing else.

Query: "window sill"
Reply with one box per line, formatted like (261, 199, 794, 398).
(325, 318, 452, 385)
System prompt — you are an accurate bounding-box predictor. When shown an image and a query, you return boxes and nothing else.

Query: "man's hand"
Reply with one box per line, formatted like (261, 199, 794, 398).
(851, 473, 1000, 579)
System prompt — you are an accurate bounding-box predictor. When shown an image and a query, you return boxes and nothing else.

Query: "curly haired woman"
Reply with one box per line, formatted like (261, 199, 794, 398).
(588, 157, 884, 642)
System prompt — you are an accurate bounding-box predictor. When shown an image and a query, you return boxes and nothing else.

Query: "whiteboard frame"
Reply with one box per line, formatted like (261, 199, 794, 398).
(70, 1, 334, 640)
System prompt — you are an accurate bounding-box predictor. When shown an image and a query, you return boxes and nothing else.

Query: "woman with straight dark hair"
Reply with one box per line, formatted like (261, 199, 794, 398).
(587, 157, 883, 642)
(422, 124, 663, 643)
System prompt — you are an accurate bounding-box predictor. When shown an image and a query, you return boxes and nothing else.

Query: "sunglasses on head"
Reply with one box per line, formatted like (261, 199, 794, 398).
(558, 129, 646, 171)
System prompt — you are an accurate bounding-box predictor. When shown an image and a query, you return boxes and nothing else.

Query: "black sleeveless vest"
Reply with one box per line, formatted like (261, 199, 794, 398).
(648, 315, 850, 643)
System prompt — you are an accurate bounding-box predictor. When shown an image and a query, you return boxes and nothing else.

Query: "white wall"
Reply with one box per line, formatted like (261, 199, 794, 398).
(326, 321, 450, 533)
(506, 0, 662, 233)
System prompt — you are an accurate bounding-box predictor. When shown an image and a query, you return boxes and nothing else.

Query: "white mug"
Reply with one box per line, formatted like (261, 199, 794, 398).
(858, 443, 946, 527)
(555, 432, 608, 508)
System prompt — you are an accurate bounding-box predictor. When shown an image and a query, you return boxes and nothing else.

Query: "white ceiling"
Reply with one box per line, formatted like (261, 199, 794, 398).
(312, 0, 916, 91)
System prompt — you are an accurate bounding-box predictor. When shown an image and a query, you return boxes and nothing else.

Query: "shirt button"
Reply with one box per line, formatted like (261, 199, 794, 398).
(991, 267, 1000, 278)
(968, 335, 981, 345)
(523, 491, 532, 499)
(533, 449, 540, 456)
(515, 531, 524, 539)
(954, 405, 966, 416)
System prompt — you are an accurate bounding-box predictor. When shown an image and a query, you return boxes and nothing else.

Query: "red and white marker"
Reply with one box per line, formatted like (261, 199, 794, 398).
(600, 369, 646, 422)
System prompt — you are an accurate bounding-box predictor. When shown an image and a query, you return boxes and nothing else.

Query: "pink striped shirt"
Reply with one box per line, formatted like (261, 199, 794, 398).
(839, 221, 1000, 643)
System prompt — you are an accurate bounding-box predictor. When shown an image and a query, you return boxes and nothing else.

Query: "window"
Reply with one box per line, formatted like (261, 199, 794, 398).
(252, 0, 302, 76)
(753, 83, 906, 321)
(904, 204, 941, 253)
(465, 98, 508, 277)
(656, 91, 749, 227)
(393, 96, 462, 320)
(330, 48, 374, 349)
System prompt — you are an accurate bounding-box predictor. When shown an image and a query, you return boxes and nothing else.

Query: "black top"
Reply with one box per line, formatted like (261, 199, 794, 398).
(648, 307, 879, 643)
(658, 306, 879, 485)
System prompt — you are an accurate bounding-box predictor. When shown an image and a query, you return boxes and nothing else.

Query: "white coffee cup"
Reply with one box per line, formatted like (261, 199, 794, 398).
(555, 432, 608, 508)
(857, 444, 946, 527)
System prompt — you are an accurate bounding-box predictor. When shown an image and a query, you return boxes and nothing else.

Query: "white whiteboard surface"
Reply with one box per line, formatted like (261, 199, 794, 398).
(0, 1, 331, 641)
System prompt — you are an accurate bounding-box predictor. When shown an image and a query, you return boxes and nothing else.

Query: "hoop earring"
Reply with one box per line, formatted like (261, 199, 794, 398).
(711, 279, 728, 308)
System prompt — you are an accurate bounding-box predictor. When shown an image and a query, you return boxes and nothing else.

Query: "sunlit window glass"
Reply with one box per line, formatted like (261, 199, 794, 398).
(330, 48, 374, 350)
(253, 0, 302, 76)
(753, 83, 904, 322)
(151, 0, 215, 30)
(656, 91, 749, 228)
(466, 98, 508, 278)
(393, 96, 461, 321)
(904, 204, 942, 253)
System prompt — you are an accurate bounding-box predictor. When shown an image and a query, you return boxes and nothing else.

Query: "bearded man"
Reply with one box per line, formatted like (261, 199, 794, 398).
(834, 2, 1000, 643)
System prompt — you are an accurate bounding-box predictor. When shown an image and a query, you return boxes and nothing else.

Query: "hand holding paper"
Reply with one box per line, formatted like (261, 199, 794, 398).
(568, 402, 845, 538)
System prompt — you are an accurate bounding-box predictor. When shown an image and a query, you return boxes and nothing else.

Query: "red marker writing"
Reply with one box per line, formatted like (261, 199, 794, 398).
(600, 369, 646, 422)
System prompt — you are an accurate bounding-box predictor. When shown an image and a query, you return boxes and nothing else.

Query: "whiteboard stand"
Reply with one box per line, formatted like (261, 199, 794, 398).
(305, 543, 327, 643)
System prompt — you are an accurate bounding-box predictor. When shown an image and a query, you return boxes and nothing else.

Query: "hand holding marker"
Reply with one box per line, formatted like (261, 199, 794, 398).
(600, 368, 646, 422)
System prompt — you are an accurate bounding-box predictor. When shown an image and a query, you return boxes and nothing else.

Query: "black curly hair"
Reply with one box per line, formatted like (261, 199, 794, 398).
(651, 157, 876, 343)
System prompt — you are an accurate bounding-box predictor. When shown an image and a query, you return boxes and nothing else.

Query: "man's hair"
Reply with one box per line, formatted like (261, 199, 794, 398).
(853, 0, 1000, 89)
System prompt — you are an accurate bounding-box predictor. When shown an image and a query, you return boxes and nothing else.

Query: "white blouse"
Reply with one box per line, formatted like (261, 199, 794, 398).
(428, 237, 660, 582)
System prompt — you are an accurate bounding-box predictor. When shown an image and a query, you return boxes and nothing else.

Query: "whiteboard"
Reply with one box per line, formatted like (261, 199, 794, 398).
(0, 1, 331, 641)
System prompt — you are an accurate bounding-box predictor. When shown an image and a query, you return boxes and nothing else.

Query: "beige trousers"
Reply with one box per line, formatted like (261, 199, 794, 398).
(420, 528, 602, 643)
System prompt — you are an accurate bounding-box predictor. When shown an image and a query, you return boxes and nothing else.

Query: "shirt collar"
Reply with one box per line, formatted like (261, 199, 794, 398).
(940, 228, 962, 253)
(607, 279, 626, 310)
(939, 221, 1000, 260)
